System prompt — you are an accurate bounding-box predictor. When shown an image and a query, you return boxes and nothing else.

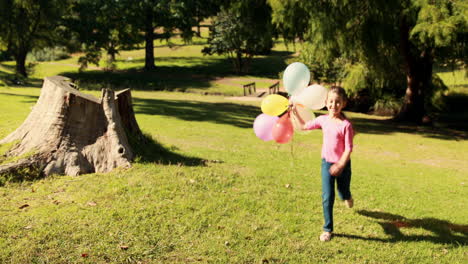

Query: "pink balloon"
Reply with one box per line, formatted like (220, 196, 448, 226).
(272, 113, 294, 144)
(253, 114, 279, 141)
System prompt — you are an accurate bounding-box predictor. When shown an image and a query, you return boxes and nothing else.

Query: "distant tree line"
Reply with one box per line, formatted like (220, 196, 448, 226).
(0, 0, 466, 122)
(269, 0, 467, 122)
(0, 0, 228, 75)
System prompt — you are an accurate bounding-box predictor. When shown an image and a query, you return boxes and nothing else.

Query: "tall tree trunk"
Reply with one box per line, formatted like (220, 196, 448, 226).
(236, 51, 243, 74)
(15, 49, 28, 78)
(397, 16, 432, 123)
(197, 23, 201, 37)
(144, 9, 156, 71)
(106, 48, 117, 71)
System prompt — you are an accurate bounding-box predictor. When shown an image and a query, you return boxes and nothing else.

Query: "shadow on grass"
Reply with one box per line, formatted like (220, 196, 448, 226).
(0, 62, 16, 73)
(60, 50, 293, 91)
(433, 64, 466, 73)
(153, 38, 208, 48)
(335, 210, 467, 245)
(0, 92, 39, 104)
(63, 67, 217, 92)
(435, 92, 468, 131)
(0, 165, 46, 187)
(350, 116, 468, 140)
(133, 97, 258, 129)
(0, 132, 208, 187)
(0, 63, 43, 87)
(128, 132, 209, 166)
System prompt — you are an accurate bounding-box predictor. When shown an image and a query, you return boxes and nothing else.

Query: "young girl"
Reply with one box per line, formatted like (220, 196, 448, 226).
(303, 86, 355, 242)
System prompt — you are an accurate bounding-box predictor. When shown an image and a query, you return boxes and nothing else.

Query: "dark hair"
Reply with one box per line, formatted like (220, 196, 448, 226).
(329, 86, 348, 102)
(327, 86, 349, 119)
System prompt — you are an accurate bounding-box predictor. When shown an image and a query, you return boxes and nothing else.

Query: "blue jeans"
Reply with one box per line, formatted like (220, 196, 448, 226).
(321, 159, 352, 232)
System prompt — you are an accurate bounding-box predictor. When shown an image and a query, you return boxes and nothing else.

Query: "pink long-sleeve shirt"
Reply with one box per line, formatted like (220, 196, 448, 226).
(304, 115, 354, 163)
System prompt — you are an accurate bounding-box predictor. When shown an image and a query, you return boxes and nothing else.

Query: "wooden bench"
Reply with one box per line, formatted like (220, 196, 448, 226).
(269, 81, 279, 94)
(243, 82, 256, 96)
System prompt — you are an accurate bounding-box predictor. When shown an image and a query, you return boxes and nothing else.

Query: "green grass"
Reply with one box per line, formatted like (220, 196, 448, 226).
(0, 87, 467, 263)
(0, 35, 293, 96)
(435, 65, 468, 129)
(0, 38, 467, 263)
(56, 42, 291, 95)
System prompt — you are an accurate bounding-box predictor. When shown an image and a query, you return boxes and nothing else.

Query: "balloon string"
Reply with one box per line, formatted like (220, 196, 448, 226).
(288, 108, 295, 167)
(290, 131, 295, 167)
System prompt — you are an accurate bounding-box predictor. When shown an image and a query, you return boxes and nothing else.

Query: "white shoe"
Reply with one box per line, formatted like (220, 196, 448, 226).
(344, 198, 354, 208)
(319, 232, 332, 242)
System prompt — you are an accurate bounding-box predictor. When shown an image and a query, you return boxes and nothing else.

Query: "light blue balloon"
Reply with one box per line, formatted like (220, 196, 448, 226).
(283, 62, 310, 96)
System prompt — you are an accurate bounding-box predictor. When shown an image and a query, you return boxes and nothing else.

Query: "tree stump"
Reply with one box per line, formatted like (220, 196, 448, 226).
(0, 76, 143, 176)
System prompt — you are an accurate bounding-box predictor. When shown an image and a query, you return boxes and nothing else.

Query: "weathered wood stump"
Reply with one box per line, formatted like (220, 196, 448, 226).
(0, 76, 143, 176)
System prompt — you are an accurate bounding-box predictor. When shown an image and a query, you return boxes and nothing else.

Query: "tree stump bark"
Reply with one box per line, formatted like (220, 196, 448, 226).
(0, 76, 143, 176)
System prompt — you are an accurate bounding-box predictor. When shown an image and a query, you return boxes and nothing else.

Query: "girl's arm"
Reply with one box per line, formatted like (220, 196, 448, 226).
(303, 115, 322, 130)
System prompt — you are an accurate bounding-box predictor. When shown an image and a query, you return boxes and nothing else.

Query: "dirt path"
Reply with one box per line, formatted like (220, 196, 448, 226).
(213, 77, 280, 86)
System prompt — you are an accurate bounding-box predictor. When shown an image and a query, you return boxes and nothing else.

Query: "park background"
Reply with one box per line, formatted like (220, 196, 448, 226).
(0, 0, 467, 263)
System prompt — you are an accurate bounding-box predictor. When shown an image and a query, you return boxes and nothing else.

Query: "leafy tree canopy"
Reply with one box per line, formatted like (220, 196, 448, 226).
(270, 0, 467, 122)
(0, 0, 71, 77)
(203, 0, 274, 74)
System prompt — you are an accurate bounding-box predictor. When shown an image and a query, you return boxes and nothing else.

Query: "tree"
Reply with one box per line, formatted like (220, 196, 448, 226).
(270, 0, 468, 123)
(0, 0, 70, 77)
(122, 0, 198, 71)
(0, 76, 143, 176)
(186, 0, 226, 37)
(65, 0, 206, 72)
(203, 0, 274, 74)
(268, 0, 310, 44)
(64, 0, 139, 71)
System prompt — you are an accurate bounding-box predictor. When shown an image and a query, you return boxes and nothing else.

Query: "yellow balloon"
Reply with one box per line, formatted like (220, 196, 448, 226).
(261, 94, 289, 116)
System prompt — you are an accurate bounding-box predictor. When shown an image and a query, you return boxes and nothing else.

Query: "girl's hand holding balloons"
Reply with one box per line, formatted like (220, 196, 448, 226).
(253, 62, 325, 144)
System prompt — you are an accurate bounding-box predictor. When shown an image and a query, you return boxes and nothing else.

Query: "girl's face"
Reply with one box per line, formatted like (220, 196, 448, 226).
(326, 91, 345, 117)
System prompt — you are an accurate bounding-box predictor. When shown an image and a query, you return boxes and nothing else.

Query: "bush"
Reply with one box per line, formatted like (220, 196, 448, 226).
(0, 50, 13, 61)
(27, 46, 70, 62)
(372, 96, 402, 116)
(426, 74, 449, 112)
(296, 43, 347, 84)
(342, 63, 369, 97)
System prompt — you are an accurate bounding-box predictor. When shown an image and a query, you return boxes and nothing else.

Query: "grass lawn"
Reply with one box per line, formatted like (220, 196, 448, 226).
(0, 37, 467, 263)
(0, 35, 293, 96)
(0, 86, 467, 263)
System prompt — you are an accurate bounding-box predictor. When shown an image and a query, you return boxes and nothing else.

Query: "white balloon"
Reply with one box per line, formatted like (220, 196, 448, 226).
(295, 84, 329, 110)
(283, 62, 310, 96)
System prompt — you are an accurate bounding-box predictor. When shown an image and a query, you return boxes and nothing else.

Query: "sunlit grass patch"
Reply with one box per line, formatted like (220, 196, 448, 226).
(0, 88, 467, 263)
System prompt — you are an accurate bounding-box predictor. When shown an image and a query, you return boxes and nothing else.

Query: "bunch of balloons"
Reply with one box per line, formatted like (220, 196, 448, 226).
(253, 62, 329, 144)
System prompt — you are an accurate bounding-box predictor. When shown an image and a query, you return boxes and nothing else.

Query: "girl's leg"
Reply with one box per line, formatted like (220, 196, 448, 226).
(321, 159, 335, 232)
(337, 161, 352, 200)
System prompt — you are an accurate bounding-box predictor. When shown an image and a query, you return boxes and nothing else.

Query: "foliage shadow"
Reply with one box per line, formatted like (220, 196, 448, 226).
(0, 92, 39, 104)
(132, 97, 257, 129)
(349, 116, 467, 140)
(60, 50, 293, 91)
(62, 66, 221, 92)
(0, 63, 43, 87)
(128, 132, 208, 167)
(334, 210, 468, 246)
